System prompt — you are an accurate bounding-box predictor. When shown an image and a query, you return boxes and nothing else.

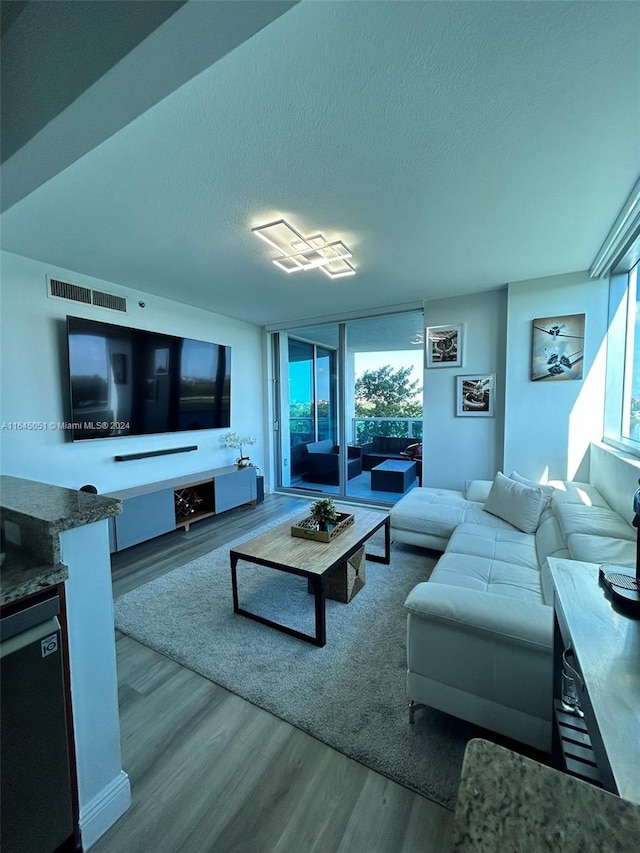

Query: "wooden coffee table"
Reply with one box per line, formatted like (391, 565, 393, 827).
(230, 508, 390, 647)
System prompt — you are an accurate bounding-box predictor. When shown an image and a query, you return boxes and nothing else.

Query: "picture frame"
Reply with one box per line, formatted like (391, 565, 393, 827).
(531, 314, 585, 381)
(456, 373, 495, 417)
(425, 323, 463, 368)
(154, 347, 170, 375)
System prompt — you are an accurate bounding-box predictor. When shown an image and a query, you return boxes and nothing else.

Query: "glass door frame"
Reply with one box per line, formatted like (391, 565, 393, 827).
(269, 304, 424, 505)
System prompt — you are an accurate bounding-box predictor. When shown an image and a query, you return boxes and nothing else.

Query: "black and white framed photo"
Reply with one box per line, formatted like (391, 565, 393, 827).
(531, 314, 585, 381)
(456, 373, 495, 417)
(154, 347, 170, 375)
(425, 323, 463, 368)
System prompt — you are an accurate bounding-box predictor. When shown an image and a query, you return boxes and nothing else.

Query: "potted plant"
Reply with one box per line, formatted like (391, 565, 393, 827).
(223, 431, 257, 467)
(309, 497, 338, 532)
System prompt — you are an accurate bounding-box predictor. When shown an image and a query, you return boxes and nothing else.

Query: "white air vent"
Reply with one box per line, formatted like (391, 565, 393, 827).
(47, 277, 128, 313)
(49, 278, 92, 305)
(92, 290, 127, 312)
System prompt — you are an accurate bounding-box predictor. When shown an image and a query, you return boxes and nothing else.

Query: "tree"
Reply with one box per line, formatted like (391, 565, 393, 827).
(355, 365, 422, 418)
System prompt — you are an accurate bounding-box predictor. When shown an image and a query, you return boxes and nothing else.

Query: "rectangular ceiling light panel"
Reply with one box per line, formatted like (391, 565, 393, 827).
(320, 258, 356, 278)
(252, 220, 310, 254)
(253, 219, 355, 278)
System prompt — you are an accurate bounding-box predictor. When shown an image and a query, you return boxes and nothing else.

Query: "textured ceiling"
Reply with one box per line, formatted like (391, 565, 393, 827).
(1, 1, 639, 328)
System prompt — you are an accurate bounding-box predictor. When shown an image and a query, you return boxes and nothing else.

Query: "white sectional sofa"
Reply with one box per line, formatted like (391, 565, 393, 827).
(393, 448, 638, 753)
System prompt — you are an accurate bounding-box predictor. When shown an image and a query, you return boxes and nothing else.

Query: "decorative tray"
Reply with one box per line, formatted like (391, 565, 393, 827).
(291, 512, 355, 543)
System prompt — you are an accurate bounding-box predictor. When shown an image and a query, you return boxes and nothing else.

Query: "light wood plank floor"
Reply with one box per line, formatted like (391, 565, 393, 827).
(92, 494, 455, 853)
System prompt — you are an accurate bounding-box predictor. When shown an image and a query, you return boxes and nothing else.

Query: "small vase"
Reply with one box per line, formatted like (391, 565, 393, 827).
(237, 457, 251, 468)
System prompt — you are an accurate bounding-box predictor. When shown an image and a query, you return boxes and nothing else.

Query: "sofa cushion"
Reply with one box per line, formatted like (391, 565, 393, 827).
(554, 503, 635, 542)
(549, 480, 609, 509)
(535, 515, 571, 604)
(430, 552, 545, 603)
(306, 439, 335, 454)
(484, 472, 547, 534)
(371, 436, 411, 454)
(446, 523, 539, 569)
(566, 533, 636, 569)
(509, 471, 554, 511)
(465, 480, 494, 503)
(390, 487, 505, 539)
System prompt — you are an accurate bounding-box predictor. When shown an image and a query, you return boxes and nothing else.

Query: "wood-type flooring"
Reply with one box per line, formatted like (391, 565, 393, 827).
(92, 494, 455, 853)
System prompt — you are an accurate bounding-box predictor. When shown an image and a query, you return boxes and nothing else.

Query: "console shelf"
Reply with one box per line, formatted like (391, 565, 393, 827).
(107, 466, 257, 552)
(549, 558, 640, 805)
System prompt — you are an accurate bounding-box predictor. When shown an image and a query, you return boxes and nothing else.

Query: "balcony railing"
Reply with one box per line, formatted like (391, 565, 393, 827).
(289, 416, 423, 445)
(352, 417, 422, 444)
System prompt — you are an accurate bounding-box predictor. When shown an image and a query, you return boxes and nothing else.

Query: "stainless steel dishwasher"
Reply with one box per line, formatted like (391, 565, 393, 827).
(1, 594, 75, 853)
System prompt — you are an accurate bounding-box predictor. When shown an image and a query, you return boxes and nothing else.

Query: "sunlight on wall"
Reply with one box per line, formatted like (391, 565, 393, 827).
(568, 334, 608, 480)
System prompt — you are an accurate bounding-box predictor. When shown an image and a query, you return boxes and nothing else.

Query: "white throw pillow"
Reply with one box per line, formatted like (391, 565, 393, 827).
(465, 480, 494, 503)
(484, 472, 546, 534)
(509, 470, 554, 511)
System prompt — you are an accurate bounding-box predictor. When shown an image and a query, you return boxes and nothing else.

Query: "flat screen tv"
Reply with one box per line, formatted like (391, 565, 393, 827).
(66, 316, 231, 441)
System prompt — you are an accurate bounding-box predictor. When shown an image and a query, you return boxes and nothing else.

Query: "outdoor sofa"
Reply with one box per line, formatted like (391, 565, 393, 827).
(303, 439, 363, 486)
(360, 436, 419, 471)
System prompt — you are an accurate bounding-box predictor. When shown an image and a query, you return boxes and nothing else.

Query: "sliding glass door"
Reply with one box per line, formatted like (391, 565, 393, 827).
(279, 327, 339, 493)
(274, 309, 423, 504)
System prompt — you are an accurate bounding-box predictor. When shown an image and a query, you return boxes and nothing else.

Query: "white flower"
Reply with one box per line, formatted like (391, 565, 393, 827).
(223, 432, 257, 457)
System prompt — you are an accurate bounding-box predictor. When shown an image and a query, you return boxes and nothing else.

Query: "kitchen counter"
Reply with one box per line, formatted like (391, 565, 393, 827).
(0, 546, 68, 605)
(0, 474, 121, 606)
(453, 739, 640, 852)
(0, 473, 130, 847)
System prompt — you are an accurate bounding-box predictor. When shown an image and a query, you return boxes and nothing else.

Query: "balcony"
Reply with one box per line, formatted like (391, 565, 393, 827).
(288, 417, 423, 502)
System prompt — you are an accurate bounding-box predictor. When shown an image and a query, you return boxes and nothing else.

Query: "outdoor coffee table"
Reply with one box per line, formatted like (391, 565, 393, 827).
(230, 508, 390, 647)
(370, 459, 417, 493)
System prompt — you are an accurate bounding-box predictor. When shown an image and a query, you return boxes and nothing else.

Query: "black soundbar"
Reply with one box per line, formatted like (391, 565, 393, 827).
(114, 445, 198, 462)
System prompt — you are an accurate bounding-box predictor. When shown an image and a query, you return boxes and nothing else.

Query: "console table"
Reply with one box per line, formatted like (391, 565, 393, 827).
(549, 557, 640, 804)
(106, 465, 257, 552)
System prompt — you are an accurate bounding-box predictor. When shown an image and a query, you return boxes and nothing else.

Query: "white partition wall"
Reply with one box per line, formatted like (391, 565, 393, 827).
(422, 289, 507, 490)
(503, 271, 609, 481)
(60, 521, 131, 849)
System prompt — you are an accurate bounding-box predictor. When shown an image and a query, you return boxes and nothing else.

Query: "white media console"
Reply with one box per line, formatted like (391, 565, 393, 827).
(106, 465, 258, 552)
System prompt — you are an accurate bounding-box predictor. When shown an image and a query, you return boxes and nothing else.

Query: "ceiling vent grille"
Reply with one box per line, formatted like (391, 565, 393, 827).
(92, 290, 127, 312)
(47, 278, 128, 313)
(49, 278, 92, 305)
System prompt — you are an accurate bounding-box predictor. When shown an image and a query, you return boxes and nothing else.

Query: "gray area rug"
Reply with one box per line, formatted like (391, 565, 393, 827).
(113, 513, 476, 810)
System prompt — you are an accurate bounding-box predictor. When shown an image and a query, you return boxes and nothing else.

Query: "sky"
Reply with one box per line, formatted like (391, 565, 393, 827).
(289, 349, 424, 405)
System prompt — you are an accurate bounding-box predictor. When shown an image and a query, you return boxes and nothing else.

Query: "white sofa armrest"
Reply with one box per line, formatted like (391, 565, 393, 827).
(405, 582, 553, 652)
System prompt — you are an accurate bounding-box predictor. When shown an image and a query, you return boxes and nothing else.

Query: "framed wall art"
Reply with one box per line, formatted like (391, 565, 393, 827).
(456, 374, 495, 417)
(425, 323, 463, 368)
(531, 314, 585, 381)
(154, 347, 170, 375)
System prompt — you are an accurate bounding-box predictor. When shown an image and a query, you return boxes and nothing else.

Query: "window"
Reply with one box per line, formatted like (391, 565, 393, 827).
(622, 262, 640, 445)
(605, 261, 640, 454)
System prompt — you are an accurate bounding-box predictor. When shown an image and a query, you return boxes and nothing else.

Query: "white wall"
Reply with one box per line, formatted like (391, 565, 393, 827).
(504, 271, 609, 481)
(423, 289, 507, 489)
(0, 251, 266, 491)
(61, 521, 131, 849)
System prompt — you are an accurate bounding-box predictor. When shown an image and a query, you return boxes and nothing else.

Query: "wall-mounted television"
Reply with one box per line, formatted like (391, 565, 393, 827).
(66, 316, 231, 441)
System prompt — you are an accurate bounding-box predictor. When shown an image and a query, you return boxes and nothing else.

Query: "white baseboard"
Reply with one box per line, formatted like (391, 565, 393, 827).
(80, 770, 132, 850)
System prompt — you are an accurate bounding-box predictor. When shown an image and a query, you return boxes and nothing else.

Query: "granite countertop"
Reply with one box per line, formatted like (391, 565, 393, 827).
(1, 475, 121, 606)
(1, 545, 69, 605)
(453, 739, 640, 852)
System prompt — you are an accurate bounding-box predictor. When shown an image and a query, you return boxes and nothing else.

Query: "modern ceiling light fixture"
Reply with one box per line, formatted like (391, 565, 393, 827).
(252, 219, 356, 278)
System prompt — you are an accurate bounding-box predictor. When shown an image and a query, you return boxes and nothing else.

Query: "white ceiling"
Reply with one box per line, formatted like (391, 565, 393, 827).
(1, 1, 639, 328)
